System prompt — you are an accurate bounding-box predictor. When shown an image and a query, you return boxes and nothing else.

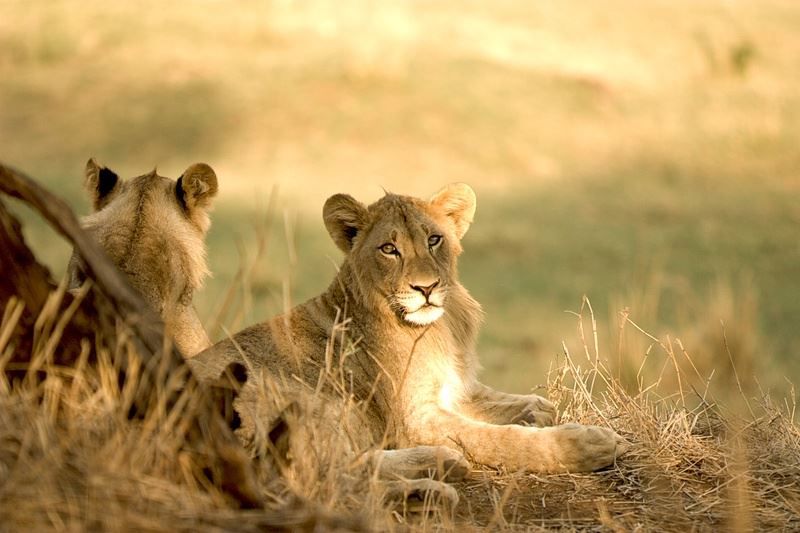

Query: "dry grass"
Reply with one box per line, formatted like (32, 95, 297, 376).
(2, 280, 799, 531)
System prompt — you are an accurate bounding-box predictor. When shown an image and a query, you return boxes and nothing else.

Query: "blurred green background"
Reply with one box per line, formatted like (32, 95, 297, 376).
(2, 0, 798, 395)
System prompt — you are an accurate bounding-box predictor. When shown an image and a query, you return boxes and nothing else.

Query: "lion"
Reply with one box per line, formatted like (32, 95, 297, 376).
(188, 183, 626, 487)
(67, 158, 218, 358)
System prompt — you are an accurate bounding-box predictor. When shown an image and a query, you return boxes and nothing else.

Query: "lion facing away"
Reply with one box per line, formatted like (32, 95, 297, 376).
(68, 158, 218, 357)
(189, 183, 626, 481)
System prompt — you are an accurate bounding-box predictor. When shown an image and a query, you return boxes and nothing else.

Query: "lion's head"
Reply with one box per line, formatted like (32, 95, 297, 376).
(323, 184, 476, 326)
(68, 158, 218, 317)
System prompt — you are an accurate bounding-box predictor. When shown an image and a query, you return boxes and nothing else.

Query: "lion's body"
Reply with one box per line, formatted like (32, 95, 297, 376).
(69, 159, 218, 357)
(190, 186, 625, 474)
(190, 258, 481, 446)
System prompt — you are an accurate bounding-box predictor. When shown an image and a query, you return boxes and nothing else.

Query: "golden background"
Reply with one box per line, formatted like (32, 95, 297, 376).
(3, 0, 798, 395)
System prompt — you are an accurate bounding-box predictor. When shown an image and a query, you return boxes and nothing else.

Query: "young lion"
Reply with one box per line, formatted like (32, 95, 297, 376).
(68, 158, 218, 358)
(189, 184, 626, 477)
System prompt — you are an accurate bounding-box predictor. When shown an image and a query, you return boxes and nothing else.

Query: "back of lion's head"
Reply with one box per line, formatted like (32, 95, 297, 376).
(322, 183, 476, 327)
(68, 158, 218, 317)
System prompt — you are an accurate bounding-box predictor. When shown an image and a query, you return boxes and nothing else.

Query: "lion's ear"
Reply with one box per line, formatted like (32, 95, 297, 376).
(323, 194, 368, 253)
(177, 163, 218, 212)
(430, 183, 476, 239)
(85, 158, 121, 211)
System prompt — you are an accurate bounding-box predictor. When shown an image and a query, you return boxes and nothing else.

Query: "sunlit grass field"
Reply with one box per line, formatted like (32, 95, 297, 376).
(2, 0, 799, 395)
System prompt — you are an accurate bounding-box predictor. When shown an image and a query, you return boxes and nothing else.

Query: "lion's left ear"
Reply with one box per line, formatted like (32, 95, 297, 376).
(85, 158, 121, 211)
(430, 183, 476, 239)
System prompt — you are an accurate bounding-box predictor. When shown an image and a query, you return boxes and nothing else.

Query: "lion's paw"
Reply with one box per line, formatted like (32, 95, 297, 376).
(511, 394, 558, 427)
(376, 446, 470, 481)
(548, 424, 628, 472)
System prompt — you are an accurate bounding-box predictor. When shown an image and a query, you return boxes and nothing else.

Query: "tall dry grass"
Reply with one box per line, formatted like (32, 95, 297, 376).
(2, 273, 799, 530)
(610, 272, 766, 399)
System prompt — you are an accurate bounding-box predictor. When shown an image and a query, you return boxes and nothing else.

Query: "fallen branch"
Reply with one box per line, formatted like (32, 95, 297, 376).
(0, 162, 263, 508)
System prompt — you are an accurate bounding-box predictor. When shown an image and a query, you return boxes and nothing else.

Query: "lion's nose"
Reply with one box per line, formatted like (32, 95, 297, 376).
(411, 280, 440, 299)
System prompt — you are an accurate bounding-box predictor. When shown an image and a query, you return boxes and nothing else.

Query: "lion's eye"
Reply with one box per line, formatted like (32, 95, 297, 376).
(428, 235, 442, 248)
(380, 243, 399, 256)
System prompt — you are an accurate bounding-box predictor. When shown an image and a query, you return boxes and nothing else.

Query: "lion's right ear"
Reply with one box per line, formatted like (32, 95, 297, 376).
(430, 183, 476, 240)
(323, 194, 368, 253)
(85, 158, 120, 211)
(177, 163, 218, 212)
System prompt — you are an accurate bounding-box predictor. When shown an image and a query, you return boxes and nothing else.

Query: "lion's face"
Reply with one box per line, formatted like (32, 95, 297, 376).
(323, 184, 476, 327)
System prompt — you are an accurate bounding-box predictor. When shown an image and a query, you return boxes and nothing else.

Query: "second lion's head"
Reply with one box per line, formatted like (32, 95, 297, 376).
(323, 184, 476, 327)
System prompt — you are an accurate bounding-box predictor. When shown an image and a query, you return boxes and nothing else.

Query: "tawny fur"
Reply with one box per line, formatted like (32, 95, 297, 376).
(189, 183, 626, 474)
(68, 158, 217, 357)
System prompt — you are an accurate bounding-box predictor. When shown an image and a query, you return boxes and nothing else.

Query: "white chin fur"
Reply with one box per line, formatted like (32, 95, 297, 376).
(404, 306, 444, 325)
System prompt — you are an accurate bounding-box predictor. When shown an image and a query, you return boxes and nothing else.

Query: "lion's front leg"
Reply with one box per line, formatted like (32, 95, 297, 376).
(460, 382, 557, 427)
(406, 408, 627, 473)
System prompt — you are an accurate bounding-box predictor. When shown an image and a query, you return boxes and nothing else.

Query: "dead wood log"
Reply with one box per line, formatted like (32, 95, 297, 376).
(0, 163, 263, 509)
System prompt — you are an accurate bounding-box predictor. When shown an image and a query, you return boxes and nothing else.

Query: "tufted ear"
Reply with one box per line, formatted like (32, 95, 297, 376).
(430, 183, 476, 239)
(323, 193, 368, 253)
(177, 163, 218, 212)
(85, 158, 121, 211)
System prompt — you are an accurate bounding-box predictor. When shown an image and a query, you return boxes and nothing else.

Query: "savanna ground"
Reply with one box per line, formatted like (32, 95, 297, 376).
(2, 0, 800, 530)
